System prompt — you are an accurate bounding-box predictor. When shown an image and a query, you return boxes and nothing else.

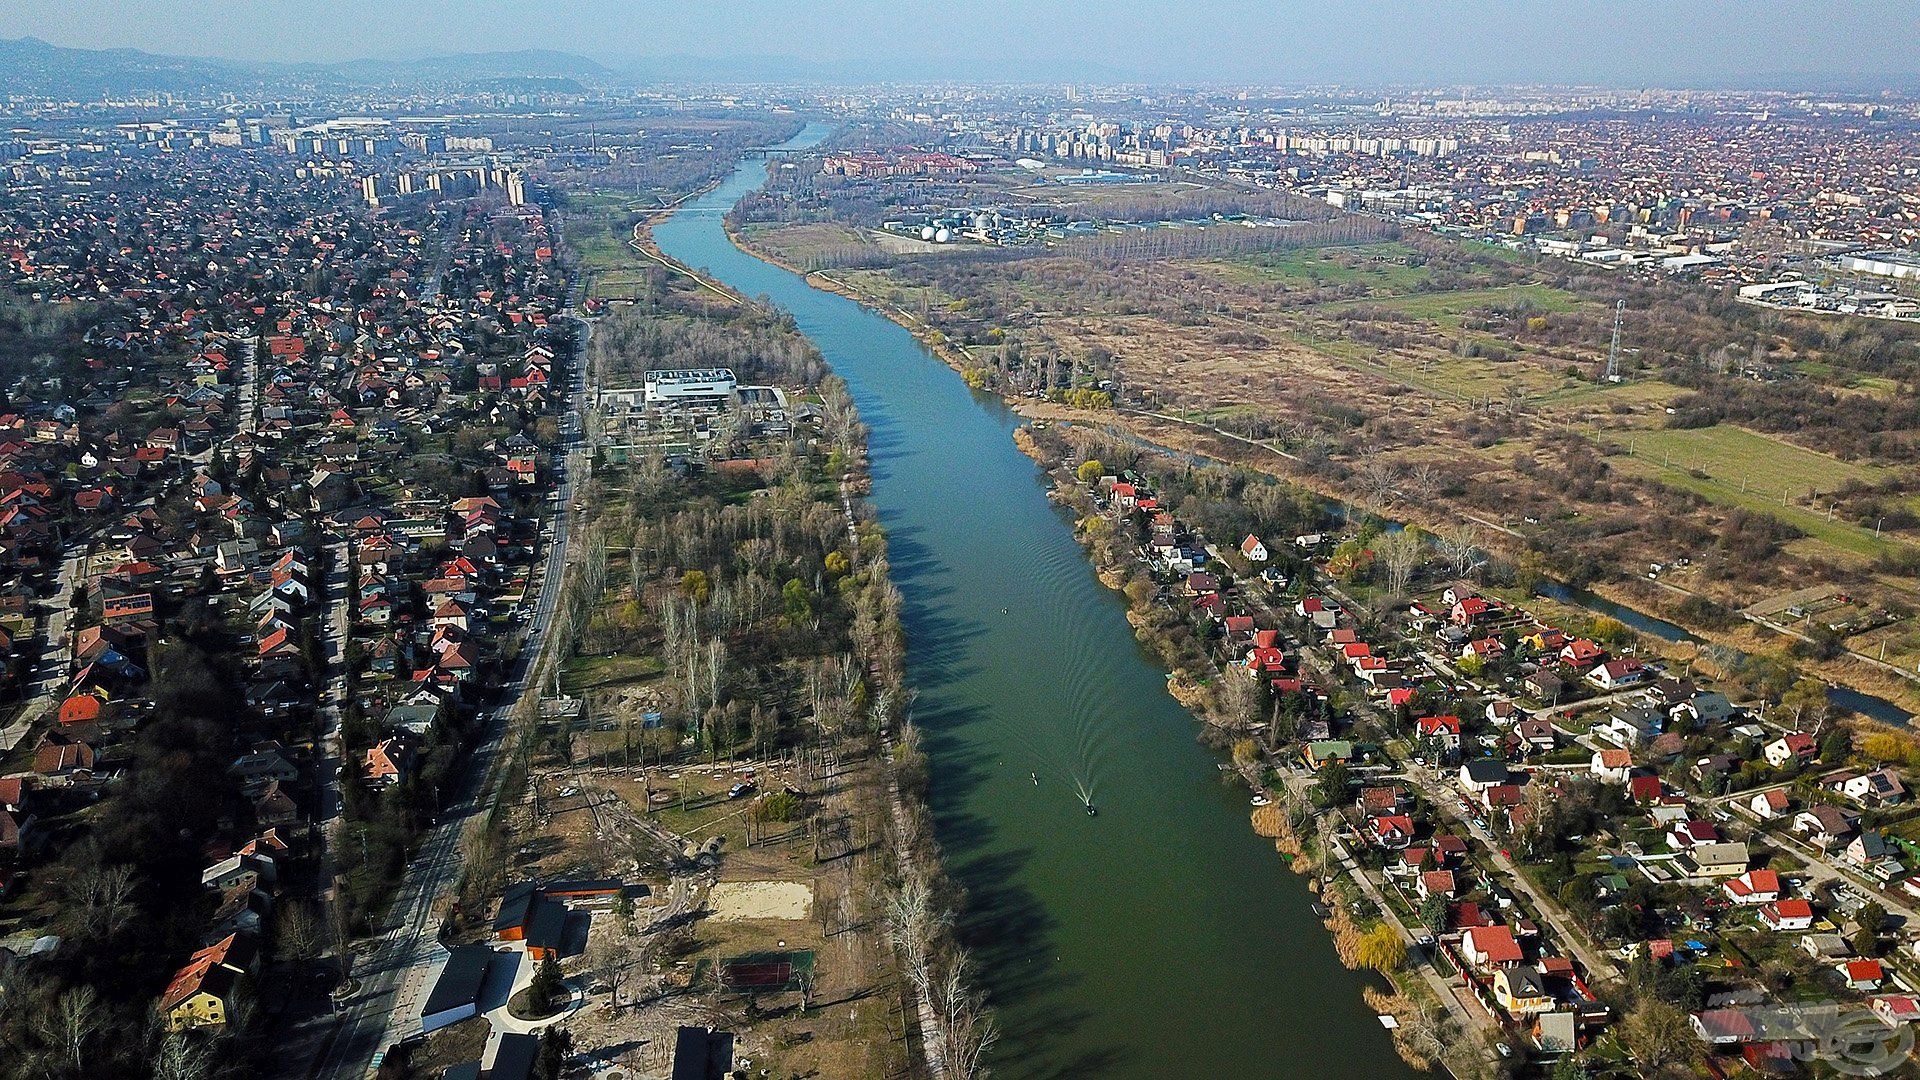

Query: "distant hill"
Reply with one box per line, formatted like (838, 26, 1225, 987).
(320, 49, 611, 84)
(0, 36, 610, 96)
(0, 36, 246, 96)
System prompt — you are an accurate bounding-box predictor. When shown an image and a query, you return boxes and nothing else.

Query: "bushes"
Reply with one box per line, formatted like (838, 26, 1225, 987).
(754, 791, 802, 823)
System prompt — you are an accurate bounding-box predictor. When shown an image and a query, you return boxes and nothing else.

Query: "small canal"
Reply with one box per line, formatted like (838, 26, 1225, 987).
(651, 123, 1416, 1078)
(1535, 583, 1912, 726)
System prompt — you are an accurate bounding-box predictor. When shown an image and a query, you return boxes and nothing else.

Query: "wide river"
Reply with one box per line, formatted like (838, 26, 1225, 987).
(651, 123, 1416, 1079)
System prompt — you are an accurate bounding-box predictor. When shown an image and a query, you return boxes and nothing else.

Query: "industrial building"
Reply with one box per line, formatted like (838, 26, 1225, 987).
(1837, 250, 1920, 282)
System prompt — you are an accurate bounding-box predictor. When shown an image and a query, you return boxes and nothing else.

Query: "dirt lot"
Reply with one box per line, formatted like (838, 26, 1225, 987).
(710, 880, 814, 921)
(499, 737, 907, 1080)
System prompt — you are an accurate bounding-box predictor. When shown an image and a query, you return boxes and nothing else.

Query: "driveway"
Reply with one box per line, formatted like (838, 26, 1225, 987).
(478, 943, 579, 1067)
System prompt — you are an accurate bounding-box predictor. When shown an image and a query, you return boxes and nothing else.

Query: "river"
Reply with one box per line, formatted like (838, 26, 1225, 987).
(651, 124, 1416, 1078)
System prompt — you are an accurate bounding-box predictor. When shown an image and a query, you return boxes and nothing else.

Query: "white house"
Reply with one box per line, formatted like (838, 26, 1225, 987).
(1722, 869, 1781, 906)
(1749, 789, 1792, 820)
(1764, 733, 1817, 770)
(1239, 535, 1269, 563)
(1589, 748, 1634, 784)
(1587, 659, 1648, 690)
(1840, 768, 1908, 807)
(1461, 925, 1524, 970)
(1761, 899, 1815, 932)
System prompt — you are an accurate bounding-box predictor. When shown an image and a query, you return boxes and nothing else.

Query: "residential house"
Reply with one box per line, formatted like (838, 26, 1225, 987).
(1416, 715, 1462, 750)
(1723, 869, 1781, 905)
(363, 738, 412, 787)
(1839, 768, 1907, 807)
(1761, 899, 1816, 932)
(1418, 870, 1458, 900)
(1587, 658, 1648, 690)
(1749, 789, 1792, 820)
(1843, 959, 1886, 992)
(1764, 733, 1818, 770)
(1670, 691, 1736, 729)
(1795, 806, 1861, 851)
(1590, 748, 1634, 784)
(1461, 925, 1525, 970)
(1845, 831, 1899, 874)
(1508, 718, 1557, 758)
(1592, 706, 1663, 747)
(1458, 759, 1510, 793)
(1523, 671, 1565, 704)
(1668, 820, 1721, 851)
(1681, 841, 1750, 879)
(160, 943, 248, 1031)
(1557, 639, 1605, 668)
(1368, 815, 1416, 849)
(1492, 966, 1554, 1017)
(1486, 700, 1524, 727)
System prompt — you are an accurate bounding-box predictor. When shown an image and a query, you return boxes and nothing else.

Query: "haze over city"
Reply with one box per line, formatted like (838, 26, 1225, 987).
(8, 0, 1920, 86)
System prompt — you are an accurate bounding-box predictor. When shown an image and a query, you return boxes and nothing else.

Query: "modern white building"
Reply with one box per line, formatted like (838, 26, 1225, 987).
(643, 368, 738, 406)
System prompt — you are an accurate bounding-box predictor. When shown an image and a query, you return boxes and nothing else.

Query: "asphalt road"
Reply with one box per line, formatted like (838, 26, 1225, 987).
(300, 307, 590, 1079)
(0, 545, 84, 753)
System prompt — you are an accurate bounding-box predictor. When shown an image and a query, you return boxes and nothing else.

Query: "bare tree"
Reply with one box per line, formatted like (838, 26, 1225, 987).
(587, 926, 633, 1011)
(42, 985, 100, 1076)
(152, 1030, 212, 1080)
(1405, 461, 1441, 505)
(1438, 522, 1481, 578)
(64, 862, 137, 941)
(1356, 446, 1400, 515)
(274, 900, 324, 966)
(885, 876, 940, 1005)
(938, 956, 998, 1079)
(704, 637, 728, 736)
(1215, 667, 1267, 731)
(1376, 530, 1424, 598)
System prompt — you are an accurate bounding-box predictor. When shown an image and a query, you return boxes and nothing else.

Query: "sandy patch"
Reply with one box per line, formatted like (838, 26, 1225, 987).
(709, 880, 813, 921)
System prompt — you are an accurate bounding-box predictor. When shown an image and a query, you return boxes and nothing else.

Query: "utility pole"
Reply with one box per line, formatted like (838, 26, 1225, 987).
(1606, 299, 1625, 381)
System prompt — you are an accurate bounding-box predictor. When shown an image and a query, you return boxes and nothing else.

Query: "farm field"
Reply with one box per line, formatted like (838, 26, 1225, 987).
(1323, 281, 1582, 320)
(1610, 424, 1892, 494)
(1602, 425, 1913, 562)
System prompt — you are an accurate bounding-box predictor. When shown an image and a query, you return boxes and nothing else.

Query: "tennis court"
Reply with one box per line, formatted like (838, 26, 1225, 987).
(696, 949, 817, 993)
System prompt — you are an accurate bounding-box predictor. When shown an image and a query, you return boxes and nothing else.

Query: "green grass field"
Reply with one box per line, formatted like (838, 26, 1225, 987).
(559, 652, 665, 695)
(1617, 425, 1891, 493)
(1606, 425, 1910, 560)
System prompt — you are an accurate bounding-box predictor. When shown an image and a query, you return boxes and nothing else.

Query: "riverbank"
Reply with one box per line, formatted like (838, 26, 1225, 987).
(668, 134, 1418, 1080)
(1011, 431, 1488, 1076)
(725, 234, 1920, 727)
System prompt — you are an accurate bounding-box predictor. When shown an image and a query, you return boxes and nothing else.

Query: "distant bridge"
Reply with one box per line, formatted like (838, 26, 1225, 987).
(741, 147, 807, 159)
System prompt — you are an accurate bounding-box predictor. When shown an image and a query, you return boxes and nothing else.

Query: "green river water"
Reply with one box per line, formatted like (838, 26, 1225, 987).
(649, 122, 1418, 1080)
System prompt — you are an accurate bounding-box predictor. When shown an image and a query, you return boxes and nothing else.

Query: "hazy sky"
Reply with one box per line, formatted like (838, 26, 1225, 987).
(10, 0, 1920, 87)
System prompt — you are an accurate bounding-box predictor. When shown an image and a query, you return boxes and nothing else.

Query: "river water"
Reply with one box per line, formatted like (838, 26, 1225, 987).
(651, 123, 1415, 1078)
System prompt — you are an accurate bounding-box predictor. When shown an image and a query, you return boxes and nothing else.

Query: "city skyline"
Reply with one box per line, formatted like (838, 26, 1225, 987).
(8, 0, 1920, 89)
